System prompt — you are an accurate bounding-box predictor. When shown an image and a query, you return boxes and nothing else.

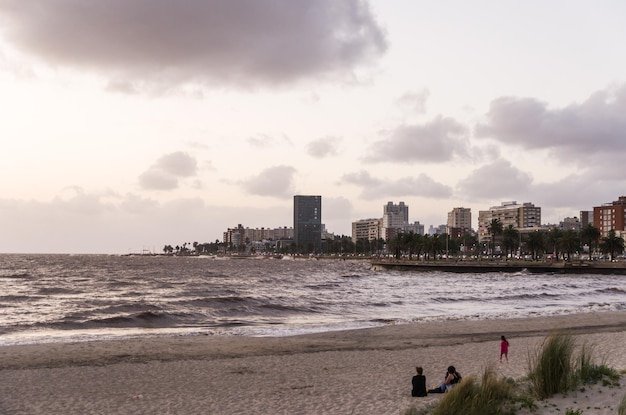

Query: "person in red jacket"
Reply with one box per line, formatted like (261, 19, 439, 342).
(500, 335, 509, 363)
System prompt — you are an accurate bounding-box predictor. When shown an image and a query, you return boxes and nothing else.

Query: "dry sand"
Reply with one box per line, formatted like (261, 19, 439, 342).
(1, 311, 625, 414)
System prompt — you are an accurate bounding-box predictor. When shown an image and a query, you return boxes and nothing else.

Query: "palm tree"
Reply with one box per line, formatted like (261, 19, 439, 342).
(560, 229, 580, 261)
(422, 234, 432, 260)
(502, 225, 520, 258)
(579, 224, 600, 260)
(524, 231, 546, 260)
(459, 232, 478, 256)
(600, 229, 625, 261)
(402, 232, 417, 260)
(487, 219, 503, 256)
(410, 233, 425, 260)
(388, 234, 401, 259)
(546, 228, 563, 260)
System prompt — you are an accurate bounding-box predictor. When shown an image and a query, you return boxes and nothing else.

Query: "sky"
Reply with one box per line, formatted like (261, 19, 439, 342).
(1, 0, 626, 254)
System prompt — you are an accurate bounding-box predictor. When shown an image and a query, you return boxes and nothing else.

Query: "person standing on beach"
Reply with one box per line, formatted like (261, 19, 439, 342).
(411, 366, 427, 397)
(500, 335, 509, 362)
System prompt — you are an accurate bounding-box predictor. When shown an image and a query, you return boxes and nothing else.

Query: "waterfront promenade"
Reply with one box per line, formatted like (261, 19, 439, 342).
(370, 258, 626, 274)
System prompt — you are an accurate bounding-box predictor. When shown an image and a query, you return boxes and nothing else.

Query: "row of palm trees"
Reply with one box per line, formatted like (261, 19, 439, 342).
(388, 221, 624, 261)
(485, 219, 625, 260)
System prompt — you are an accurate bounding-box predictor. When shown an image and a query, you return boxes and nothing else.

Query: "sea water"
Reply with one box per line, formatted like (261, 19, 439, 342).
(1, 254, 624, 345)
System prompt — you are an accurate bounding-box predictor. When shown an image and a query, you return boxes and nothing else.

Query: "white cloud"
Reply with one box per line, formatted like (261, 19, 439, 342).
(456, 160, 533, 201)
(138, 151, 198, 191)
(364, 116, 469, 163)
(240, 165, 297, 198)
(396, 89, 429, 114)
(342, 170, 452, 199)
(307, 136, 341, 158)
(475, 84, 626, 164)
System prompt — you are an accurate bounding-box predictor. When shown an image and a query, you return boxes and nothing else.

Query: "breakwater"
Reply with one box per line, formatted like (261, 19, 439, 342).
(370, 260, 626, 274)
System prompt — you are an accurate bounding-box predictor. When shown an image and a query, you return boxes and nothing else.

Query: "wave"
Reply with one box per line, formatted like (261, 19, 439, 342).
(0, 272, 34, 279)
(38, 287, 84, 295)
(56, 311, 187, 329)
(432, 292, 562, 304)
(595, 287, 625, 294)
(0, 295, 34, 303)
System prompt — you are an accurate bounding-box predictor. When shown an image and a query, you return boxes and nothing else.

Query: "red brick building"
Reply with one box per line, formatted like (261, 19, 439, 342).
(593, 196, 626, 237)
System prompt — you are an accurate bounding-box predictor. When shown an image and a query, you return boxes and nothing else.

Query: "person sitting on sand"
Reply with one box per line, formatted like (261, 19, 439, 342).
(428, 366, 462, 393)
(411, 366, 427, 397)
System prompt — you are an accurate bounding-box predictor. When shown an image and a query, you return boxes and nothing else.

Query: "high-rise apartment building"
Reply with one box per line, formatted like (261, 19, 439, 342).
(382, 201, 409, 240)
(593, 196, 626, 237)
(580, 211, 594, 227)
(294, 195, 322, 253)
(447, 207, 472, 237)
(478, 201, 541, 242)
(352, 218, 383, 242)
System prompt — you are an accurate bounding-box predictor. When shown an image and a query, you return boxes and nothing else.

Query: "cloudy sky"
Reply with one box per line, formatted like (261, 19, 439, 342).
(1, 1, 625, 254)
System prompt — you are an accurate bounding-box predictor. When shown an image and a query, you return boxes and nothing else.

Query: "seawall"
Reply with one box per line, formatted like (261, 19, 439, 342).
(370, 260, 626, 274)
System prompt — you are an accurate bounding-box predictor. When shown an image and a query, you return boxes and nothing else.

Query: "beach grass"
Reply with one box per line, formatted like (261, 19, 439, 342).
(527, 332, 620, 400)
(527, 332, 576, 398)
(405, 332, 621, 415)
(404, 366, 518, 415)
(619, 392, 626, 415)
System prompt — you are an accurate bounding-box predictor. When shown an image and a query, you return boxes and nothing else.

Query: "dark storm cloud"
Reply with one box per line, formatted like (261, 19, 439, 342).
(363, 116, 469, 163)
(456, 160, 532, 200)
(475, 85, 626, 162)
(138, 151, 198, 190)
(341, 170, 451, 199)
(0, 0, 387, 89)
(240, 165, 296, 198)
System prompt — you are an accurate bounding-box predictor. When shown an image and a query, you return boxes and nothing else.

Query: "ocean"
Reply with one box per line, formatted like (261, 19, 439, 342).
(1, 254, 624, 346)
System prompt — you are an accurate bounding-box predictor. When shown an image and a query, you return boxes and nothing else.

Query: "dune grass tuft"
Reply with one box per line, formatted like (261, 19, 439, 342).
(618, 392, 626, 415)
(527, 332, 576, 399)
(405, 332, 620, 415)
(430, 366, 516, 415)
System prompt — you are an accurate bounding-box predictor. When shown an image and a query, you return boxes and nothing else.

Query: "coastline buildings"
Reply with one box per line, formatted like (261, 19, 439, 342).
(223, 225, 294, 248)
(294, 195, 322, 253)
(352, 218, 383, 242)
(352, 201, 424, 243)
(580, 210, 594, 227)
(478, 201, 541, 243)
(594, 196, 626, 238)
(447, 207, 472, 238)
(219, 195, 626, 255)
(559, 217, 582, 232)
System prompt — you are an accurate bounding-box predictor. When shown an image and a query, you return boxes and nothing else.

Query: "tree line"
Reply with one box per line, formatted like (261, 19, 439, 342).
(161, 222, 624, 260)
(386, 221, 624, 261)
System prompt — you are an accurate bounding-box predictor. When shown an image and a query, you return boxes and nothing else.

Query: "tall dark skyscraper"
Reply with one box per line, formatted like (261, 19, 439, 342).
(293, 195, 322, 253)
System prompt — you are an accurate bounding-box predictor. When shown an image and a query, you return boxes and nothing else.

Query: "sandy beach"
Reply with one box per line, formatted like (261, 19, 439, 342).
(2, 311, 625, 414)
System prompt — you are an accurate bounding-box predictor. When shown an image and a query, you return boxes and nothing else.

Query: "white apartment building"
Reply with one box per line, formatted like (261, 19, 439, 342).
(478, 201, 541, 243)
(447, 207, 472, 235)
(382, 201, 409, 240)
(352, 218, 383, 242)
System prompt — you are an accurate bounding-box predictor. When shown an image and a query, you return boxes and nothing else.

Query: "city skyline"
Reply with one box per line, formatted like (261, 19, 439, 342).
(2, 1, 626, 254)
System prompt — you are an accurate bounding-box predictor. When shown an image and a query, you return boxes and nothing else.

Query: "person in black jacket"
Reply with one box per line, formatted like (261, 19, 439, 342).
(428, 366, 462, 393)
(411, 366, 427, 397)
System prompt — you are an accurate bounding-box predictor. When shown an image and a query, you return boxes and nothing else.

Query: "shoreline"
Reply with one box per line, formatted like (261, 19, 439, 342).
(2, 311, 625, 414)
(2, 310, 625, 370)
